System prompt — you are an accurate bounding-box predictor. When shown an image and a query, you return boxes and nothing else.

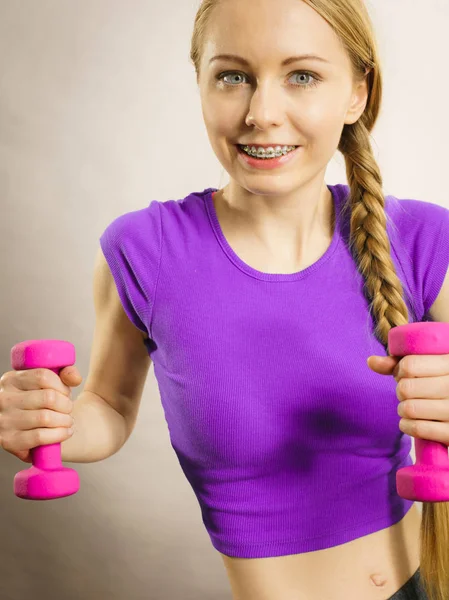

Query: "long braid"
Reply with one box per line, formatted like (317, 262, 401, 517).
(339, 119, 409, 349)
(340, 117, 449, 600)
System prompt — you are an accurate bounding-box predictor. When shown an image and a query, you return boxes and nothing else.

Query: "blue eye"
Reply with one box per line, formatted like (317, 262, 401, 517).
(216, 70, 320, 89)
(291, 72, 319, 88)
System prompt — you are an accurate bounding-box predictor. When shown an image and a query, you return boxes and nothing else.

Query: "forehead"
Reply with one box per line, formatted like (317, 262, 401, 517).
(202, 0, 348, 68)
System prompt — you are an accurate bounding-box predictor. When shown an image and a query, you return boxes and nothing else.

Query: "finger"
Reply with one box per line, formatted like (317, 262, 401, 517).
(397, 375, 449, 400)
(59, 366, 83, 387)
(12, 369, 72, 398)
(14, 389, 73, 414)
(8, 427, 74, 452)
(14, 450, 33, 464)
(399, 418, 449, 445)
(395, 354, 449, 379)
(15, 409, 74, 431)
(367, 356, 401, 379)
(398, 399, 449, 421)
(368, 356, 395, 370)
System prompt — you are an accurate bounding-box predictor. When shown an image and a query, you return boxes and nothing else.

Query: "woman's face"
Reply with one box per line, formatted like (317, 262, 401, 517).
(197, 0, 368, 196)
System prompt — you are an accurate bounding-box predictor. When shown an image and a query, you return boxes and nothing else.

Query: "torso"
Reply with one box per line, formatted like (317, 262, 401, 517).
(219, 504, 422, 600)
(211, 189, 421, 599)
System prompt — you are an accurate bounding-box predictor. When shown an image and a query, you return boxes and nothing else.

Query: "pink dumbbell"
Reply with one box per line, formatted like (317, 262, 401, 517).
(389, 322, 449, 502)
(10, 340, 80, 500)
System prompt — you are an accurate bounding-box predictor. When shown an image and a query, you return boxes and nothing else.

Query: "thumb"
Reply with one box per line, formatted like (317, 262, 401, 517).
(59, 366, 83, 388)
(367, 355, 401, 376)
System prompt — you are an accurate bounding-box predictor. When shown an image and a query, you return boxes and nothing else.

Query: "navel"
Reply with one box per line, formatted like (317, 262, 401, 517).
(370, 572, 388, 587)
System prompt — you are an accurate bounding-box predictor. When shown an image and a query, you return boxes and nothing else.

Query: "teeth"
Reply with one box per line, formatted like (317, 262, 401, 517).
(241, 145, 297, 158)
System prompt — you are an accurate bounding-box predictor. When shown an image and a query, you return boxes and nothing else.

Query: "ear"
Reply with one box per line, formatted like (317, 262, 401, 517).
(344, 74, 370, 126)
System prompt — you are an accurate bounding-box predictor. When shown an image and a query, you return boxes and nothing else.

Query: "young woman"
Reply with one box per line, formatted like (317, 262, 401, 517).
(1, 1, 449, 599)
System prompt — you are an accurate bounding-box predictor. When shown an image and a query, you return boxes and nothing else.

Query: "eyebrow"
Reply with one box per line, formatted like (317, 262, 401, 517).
(209, 53, 331, 66)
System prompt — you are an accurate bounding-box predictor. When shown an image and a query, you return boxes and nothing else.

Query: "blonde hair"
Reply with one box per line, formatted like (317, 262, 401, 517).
(190, 1, 449, 599)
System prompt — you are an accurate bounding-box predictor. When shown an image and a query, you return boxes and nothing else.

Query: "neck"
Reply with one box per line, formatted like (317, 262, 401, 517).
(217, 178, 335, 260)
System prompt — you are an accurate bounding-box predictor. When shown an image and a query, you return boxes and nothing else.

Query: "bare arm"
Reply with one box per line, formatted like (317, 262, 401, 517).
(61, 390, 131, 463)
(61, 246, 152, 463)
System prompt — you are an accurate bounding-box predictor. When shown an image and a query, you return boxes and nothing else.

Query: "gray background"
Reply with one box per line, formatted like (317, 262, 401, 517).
(0, 1, 447, 598)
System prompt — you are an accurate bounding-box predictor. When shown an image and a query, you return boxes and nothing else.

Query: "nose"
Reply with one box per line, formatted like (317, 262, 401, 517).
(245, 84, 286, 130)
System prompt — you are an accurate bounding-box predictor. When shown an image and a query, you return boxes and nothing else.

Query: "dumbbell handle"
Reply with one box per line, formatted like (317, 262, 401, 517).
(31, 365, 64, 470)
(11, 340, 80, 500)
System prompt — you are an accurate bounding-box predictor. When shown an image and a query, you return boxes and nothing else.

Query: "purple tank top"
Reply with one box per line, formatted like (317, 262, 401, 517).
(100, 184, 449, 558)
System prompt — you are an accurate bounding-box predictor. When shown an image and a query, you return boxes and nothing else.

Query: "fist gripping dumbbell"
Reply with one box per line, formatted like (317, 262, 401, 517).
(10, 340, 80, 500)
(389, 322, 449, 501)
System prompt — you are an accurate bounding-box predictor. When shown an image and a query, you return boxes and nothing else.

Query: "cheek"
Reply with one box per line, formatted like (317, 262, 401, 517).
(297, 96, 344, 131)
(294, 100, 347, 151)
(201, 115, 234, 162)
(201, 100, 242, 160)
(203, 99, 240, 135)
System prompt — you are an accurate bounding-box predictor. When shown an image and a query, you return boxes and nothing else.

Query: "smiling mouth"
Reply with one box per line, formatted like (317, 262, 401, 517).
(236, 144, 300, 158)
(237, 144, 300, 149)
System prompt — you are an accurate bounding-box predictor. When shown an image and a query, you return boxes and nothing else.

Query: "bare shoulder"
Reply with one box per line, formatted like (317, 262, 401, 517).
(82, 246, 152, 431)
(428, 265, 449, 323)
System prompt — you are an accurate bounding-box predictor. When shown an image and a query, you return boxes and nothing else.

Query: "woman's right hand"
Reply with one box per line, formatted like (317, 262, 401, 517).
(0, 366, 83, 463)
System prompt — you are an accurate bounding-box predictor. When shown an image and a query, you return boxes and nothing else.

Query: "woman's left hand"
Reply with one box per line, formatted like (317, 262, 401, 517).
(367, 354, 449, 444)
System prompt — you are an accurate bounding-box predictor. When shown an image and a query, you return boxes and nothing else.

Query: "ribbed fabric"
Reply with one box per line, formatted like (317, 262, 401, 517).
(99, 184, 449, 559)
